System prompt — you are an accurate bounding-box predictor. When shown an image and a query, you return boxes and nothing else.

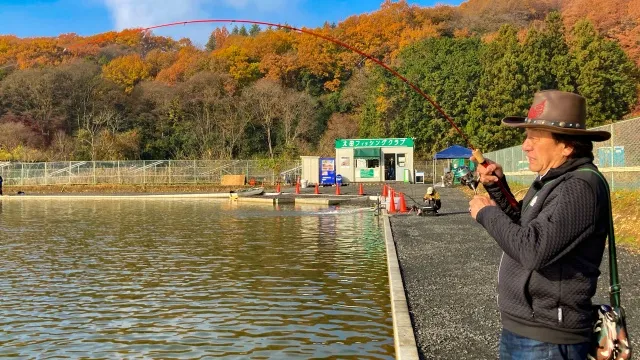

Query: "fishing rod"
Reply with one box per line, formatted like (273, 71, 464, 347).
(141, 19, 520, 210)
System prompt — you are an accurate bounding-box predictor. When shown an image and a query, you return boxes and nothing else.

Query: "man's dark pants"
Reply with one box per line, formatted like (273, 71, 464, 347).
(499, 328, 590, 360)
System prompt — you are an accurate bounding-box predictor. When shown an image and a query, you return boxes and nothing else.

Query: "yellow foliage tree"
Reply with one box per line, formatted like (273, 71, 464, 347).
(102, 54, 151, 93)
(210, 45, 260, 84)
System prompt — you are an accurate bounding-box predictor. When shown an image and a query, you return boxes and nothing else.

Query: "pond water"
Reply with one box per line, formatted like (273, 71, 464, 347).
(0, 199, 393, 359)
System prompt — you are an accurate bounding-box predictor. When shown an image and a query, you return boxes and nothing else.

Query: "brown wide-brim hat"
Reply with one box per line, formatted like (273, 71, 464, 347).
(502, 90, 611, 142)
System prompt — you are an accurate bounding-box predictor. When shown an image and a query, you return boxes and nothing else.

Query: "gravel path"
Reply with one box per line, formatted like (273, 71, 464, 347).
(388, 184, 640, 360)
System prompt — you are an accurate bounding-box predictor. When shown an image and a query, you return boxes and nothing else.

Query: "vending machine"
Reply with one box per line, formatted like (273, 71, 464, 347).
(319, 158, 336, 185)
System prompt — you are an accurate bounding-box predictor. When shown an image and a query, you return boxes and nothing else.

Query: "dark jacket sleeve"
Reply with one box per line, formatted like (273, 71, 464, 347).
(476, 178, 596, 271)
(483, 176, 522, 222)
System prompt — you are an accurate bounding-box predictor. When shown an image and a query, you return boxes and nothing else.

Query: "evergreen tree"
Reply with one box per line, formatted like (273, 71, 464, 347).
(520, 11, 576, 93)
(231, 25, 239, 35)
(356, 67, 393, 138)
(466, 25, 528, 152)
(390, 37, 483, 156)
(249, 24, 261, 36)
(571, 20, 638, 127)
(205, 31, 216, 51)
(238, 25, 249, 36)
(359, 99, 387, 138)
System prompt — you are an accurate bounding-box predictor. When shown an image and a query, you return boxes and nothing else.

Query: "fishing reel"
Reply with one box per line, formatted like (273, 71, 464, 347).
(455, 166, 479, 194)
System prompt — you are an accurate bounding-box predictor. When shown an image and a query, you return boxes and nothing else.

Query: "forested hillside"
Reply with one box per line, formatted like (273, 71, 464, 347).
(0, 0, 638, 161)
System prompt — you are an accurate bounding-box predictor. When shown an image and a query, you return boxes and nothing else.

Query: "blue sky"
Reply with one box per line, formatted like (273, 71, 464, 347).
(0, 0, 465, 46)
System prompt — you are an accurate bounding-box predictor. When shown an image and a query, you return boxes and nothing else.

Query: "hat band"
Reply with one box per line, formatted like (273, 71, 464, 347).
(524, 118, 584, 129)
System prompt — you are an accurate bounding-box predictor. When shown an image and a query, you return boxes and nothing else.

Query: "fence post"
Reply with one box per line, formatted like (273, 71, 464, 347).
(193, 159, 197, 183)
(21, 163, 24, 186)
(168, 160, 172, 184)
(44, 162, 47, 186)
(610, 124, 615, 191)
(93, 161, 96, 184)
(246, 161, 249, 183)
(117, 160, 121, 184)
(143, 160, 146, 185)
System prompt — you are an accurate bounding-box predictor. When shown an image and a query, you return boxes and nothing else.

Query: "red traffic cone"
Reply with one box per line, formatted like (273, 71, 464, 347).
(388, 189, 396, 213)
(358, 183, 365, 196)
(382, 184, 388, 197)
(276, 182, 281, 193)
(399, 192, 408, 213)
(335, 183, 341, 195)
(315, 183, 320, 194)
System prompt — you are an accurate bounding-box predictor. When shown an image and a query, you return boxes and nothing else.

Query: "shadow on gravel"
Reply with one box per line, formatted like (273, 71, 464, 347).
(432, 211, 470, 217)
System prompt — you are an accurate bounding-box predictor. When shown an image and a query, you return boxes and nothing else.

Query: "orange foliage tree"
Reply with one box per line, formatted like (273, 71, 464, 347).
(102, 54, 151, 93)
(155, 46, 208, 84)
(562, 0, 640, 66)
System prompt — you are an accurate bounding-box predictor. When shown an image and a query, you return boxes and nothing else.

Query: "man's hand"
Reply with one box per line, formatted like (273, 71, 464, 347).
(470, 156, 504, 186)
(469, 195, 497, 220)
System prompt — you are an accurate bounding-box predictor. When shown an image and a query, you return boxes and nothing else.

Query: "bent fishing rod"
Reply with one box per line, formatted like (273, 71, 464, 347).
(142, 19, 520, 210)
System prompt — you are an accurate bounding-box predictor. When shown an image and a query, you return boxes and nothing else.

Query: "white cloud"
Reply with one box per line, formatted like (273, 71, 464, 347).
(103, 0, 296, 30)
(220, 0, 291, 12)
(104, 0, 204, 29)
(101, 0, 302, 46)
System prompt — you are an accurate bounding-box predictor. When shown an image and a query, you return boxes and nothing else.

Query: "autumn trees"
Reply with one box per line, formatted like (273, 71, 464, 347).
(0, 1, 638, 162)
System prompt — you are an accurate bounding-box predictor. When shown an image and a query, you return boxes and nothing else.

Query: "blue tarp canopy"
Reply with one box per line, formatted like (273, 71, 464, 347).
(433, 145, 472, 159)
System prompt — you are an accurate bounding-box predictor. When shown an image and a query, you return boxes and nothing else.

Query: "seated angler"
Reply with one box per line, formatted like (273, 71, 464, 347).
(422, 186, 441, 214)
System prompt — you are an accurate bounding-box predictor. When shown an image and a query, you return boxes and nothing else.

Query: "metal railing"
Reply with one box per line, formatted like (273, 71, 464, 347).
(0, 160, 302, 187)
(484, 117, 640, 190)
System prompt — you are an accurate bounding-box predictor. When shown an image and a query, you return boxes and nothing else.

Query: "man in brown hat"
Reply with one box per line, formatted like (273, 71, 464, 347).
(469, 90, 611, 359)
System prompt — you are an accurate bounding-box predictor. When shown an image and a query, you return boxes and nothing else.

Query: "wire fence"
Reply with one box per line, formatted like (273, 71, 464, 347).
(414, 159, 474, 185)
(484, 117, 640, 190)
(0, 160, 302, 187)
(2, 118, 637, 189)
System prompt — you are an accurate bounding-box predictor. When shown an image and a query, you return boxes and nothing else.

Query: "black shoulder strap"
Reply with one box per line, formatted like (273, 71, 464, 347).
(577, 168, 621, 307)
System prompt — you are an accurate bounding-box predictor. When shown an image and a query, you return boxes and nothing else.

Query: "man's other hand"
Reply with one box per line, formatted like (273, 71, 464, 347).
(469, 195, 496, 220)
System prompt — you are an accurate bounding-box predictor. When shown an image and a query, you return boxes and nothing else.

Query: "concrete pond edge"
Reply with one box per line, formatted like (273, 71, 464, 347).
(382, 210, 420, 360)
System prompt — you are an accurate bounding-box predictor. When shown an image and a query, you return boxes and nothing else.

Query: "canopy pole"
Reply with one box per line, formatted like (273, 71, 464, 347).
(432, 158, 436, 187)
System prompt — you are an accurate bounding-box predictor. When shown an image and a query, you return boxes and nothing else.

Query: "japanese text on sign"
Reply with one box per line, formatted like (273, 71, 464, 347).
(335, 138, 414, 148)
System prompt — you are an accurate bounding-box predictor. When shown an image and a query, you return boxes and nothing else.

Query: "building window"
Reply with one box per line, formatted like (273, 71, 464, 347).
(397, 154, 406, 167)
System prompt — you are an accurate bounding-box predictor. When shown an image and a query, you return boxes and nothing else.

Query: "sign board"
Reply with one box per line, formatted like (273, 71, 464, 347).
(359, 168, 375, 178)
(335, 138, 414, 148)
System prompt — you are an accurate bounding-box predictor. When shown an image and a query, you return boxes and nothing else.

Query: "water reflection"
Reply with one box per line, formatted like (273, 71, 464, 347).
(0, 199, 393, 359)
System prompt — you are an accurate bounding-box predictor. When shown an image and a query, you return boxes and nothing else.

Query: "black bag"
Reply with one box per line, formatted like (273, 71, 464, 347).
(581, 169, 632, 360)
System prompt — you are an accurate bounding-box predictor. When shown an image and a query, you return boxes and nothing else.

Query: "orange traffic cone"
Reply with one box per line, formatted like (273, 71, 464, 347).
(335, 183, 341, 195)
(276, 182, 281, 193)
(388, 189, 396, 213)
(358, 183, 365, 196)
(399, 192, 408, 213)
(382, 184, 388, 197)
(295, 180, 300, 194)
(315, 183, 320, 195)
